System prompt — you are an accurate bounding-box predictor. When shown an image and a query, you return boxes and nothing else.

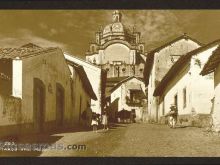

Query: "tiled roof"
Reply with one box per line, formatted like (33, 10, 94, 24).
(200, 45, 220, 75)
(148, 34, 203, 55)
(154, 39, 220, 96)
(110, 76, 144, 93)
(0, 43, 57, 59)
(143, 34, 203, 86)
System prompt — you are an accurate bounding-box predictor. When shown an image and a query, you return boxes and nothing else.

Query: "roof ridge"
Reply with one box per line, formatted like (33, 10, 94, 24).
(148, 33, 203, 55)
(64, 53, 101, 69)
(110, 76, 144, 93)
(0, 47, 59, 59)
(154, 39, 220, 96)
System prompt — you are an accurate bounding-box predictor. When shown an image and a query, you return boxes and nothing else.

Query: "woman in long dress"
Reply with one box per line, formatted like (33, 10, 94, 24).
(102, 111, 108, 130)
(91, 113, 98, 133)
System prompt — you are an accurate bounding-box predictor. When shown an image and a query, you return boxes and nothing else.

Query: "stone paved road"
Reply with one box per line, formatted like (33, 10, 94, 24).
(2, 123, 220, 157)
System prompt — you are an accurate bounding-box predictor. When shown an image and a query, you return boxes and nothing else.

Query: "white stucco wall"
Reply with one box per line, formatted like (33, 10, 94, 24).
(111, 77, 146, 120)
(190, 45, 217, 114)
(111, 85, 122, 110)
(147, 38, 201, 122)
(159, 65, 191, 117)
(12, 59, 22, 98)
(68, 65, 91, 125)
(212, 64, 220, 131)
(158, 45, 217, 119)
(64, 53, 102, 114)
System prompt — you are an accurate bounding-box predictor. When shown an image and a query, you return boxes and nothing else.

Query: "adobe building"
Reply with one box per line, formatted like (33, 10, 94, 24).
(154, 40, 220, 126)
(85, 10, 147, 118)
(65, 53, 106, 115)
(0, 43, 96, 138)
(109, 76, 147, 122)
(201, 43, 220, 131)
(143, 34, 202, 122)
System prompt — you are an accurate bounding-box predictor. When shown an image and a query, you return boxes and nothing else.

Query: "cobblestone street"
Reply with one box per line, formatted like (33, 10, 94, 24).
(2, 123, 220, 157)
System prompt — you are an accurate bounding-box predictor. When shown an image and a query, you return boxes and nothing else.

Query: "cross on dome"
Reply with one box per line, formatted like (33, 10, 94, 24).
(112, 10, 122, 22)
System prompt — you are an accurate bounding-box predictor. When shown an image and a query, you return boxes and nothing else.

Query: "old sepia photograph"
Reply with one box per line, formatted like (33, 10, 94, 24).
(1, 8, 220, 158)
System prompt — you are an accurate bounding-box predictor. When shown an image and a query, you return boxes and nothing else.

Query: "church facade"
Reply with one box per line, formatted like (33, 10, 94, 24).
(85, 10, 146, 79)
(85, 10, 147, 121)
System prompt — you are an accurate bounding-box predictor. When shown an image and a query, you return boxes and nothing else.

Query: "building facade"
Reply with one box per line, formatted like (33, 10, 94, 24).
(109, 76, 147, 122)
(201, 42, 220, 131)
(85, 10, 146, 79)
(154, 40, 220, 126)
(65, 53, 106, 115)
(144, 34, 202, 122)
(67, 61, 97, 127)
(0, 43, 95, 138)
(85, 10, 147, 119)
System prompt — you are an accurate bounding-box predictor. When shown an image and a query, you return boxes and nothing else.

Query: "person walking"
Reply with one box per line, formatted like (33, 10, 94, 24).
(102, 111, 109, 130)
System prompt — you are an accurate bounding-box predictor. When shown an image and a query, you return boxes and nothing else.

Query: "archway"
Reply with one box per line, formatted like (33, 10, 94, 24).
(33, 78, 45, 133)
(56, 83, 65, 127)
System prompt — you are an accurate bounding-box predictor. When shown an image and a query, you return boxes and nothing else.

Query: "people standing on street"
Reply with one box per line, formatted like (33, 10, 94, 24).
(91, 113, 98, 133)
(165, 104, 178, 128)
(170, 104, 178, 128)
(130, 109, 136, 123)
(102, 111, 109, 130)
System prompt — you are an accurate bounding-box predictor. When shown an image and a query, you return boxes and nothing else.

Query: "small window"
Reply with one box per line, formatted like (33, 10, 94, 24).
(183, 87, 187, 108)
(91, 46, 95, 52)
(140, 45, 144, 52)
(174, 94, 178, 107)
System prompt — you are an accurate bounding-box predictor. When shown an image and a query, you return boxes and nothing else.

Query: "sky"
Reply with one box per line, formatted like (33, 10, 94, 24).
(0, 10, 220, 59)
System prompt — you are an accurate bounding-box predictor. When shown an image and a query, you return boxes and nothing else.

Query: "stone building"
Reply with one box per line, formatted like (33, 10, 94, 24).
(64, 53, 106, 115)
(0, 43, 96, 138)
(143, 34, 202, 122)
(153, 40, 220, 126)
(201, 42, 220, 131)
(85, 10, 147, 118)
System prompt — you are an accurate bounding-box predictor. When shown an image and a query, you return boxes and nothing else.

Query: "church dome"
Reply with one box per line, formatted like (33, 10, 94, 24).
(103, 22, 125, 34)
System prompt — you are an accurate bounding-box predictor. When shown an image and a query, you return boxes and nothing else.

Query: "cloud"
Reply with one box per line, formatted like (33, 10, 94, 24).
(48, 28, 58, 36)
(39, 22, 48, 30)
(122, 10, 183, 51)
(0, 28, 67, 49)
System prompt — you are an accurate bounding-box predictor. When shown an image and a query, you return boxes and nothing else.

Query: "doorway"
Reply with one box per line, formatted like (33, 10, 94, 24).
(56, 83, 65, 127)
(33, 78, 45, 133)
